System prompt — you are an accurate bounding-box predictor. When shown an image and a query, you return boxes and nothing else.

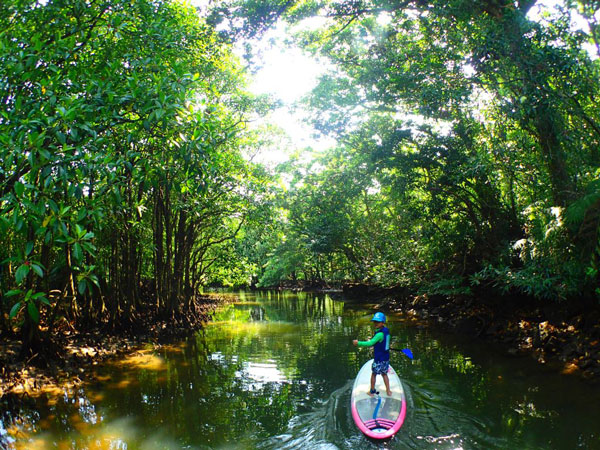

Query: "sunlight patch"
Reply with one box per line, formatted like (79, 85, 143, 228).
(113, 352, 166, 372)
(235, 360, 290, 391)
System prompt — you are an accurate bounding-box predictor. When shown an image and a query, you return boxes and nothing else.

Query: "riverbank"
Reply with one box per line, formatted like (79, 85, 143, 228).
(0, 293, 228, 399)
(358, 288, 600, 381)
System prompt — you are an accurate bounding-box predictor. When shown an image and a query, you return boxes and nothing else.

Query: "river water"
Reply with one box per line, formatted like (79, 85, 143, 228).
(2, 290, 599, 449)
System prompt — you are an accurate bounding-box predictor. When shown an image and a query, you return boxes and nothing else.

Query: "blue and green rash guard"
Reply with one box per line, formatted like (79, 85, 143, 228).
(357, 327, 390, 362)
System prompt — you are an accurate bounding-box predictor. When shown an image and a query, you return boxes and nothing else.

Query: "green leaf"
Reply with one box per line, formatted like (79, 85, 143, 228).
(81, 242, 97, 254)
(25, 241, 34, 256)
(32, 292, 50, 306)
(9, 302, 22, 319)
(77, 209, 87, 222)
(31, 264, 44, 277)
(15, 264, 31, 284)
(89, 274, 100, 287)
(48, 199, 59, 213)
(40, 149, 52, 161)
(14, 181, 24, 196)
(77, 280, 87, 294)
(0, 216, 9, 233)
(73, 242, 83, 262)
(27, 301, 39, 323)
(5, 289, 23, 297)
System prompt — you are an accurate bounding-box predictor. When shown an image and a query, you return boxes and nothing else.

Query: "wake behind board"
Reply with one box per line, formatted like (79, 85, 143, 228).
(351, 359, 407, 440)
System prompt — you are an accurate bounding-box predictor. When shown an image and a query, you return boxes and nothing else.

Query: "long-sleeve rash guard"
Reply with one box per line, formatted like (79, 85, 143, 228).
(357, 332, 384, 347)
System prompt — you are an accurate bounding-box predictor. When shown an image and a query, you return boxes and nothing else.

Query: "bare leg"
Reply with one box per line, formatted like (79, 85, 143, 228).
(368, 372, 376, 395)
(382, 373, 392, 396)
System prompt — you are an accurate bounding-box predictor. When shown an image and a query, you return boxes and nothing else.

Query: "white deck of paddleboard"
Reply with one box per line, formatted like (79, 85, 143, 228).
(351, 358, 405, 424)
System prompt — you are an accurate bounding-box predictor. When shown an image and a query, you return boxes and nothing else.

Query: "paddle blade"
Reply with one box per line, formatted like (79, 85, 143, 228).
(401, 348, 414, 360)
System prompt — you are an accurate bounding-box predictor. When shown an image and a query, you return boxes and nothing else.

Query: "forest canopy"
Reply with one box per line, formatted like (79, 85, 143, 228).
(215, 0, 600, 300)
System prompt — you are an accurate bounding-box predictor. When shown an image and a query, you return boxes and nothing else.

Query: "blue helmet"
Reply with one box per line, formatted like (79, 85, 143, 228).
(371, 312, 386, 323)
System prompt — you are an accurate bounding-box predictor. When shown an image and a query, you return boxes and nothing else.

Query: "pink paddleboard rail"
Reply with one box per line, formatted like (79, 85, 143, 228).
(351, 396, 406, 440)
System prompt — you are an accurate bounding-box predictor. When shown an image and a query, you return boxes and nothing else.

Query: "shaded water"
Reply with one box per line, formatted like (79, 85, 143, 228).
(2, 290, 600, 449)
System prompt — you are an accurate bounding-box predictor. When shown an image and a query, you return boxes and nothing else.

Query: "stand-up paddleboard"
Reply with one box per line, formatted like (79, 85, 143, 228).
(351, 359, 407, 439)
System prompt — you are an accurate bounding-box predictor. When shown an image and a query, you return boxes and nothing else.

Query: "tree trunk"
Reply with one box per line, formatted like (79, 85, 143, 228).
(534, 112, 574, 206)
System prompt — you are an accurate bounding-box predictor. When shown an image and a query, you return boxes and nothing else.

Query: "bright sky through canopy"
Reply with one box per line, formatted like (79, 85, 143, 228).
(248, 32, 322, 104)
(187, 0, 595, 167)
(242, 23, 336, 166)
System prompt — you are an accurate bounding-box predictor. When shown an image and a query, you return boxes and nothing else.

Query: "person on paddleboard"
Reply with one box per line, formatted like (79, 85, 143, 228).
(352, 312, 392, 396)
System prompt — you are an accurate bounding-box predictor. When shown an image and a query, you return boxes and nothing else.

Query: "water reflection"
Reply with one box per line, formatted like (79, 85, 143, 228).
(2, 290, 600, 449)
(240, 361, 289, 386)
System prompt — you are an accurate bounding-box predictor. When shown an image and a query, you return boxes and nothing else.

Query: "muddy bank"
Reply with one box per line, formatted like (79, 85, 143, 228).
(0, 293, 228, 399)
(361, 288, 600, 381)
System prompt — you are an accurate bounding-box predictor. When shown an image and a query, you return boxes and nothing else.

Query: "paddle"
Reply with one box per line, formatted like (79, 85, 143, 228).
(390, 348, 414, 359)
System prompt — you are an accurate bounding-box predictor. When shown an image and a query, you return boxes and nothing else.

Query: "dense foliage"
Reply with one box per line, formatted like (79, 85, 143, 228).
(2, 0, 600, 358)
(0, 0, 272, 354)
(225, 0, 600, 301)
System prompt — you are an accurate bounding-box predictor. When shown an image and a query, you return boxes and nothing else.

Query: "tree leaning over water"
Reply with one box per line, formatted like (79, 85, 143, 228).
(0, 0, 271, 355)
